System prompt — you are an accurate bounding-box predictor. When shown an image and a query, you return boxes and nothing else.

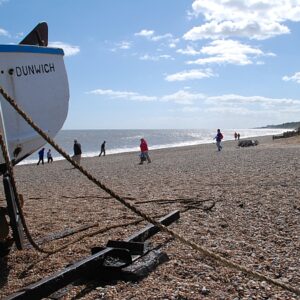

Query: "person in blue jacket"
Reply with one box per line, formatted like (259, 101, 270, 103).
(37, 148, 45, 165)
(214, 129, 223, 151)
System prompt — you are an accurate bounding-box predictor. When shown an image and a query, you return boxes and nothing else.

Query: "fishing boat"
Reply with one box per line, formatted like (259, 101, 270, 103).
(0, 22, 69, 171)
(0, 23, 69, 253)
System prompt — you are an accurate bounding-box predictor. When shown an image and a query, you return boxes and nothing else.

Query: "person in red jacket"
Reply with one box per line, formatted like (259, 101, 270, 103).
(139, 138, 151, 164)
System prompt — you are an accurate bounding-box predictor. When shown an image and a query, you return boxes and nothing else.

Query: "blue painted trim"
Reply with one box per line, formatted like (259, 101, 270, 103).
(0, 44, 64, 55)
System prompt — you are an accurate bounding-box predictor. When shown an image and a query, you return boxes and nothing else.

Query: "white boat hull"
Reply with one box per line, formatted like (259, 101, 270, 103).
(0, 45, 69, 168)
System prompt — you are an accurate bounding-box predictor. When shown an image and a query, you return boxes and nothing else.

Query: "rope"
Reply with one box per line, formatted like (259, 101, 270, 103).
(30, 219, 144, 255)
(0, 133, 53, 254)
(0, 86, 299, 296)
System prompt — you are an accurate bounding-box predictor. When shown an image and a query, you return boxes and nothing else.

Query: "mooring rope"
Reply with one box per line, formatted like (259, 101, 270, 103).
(0, 133, 54, 254)
(0, 86, 299, 296)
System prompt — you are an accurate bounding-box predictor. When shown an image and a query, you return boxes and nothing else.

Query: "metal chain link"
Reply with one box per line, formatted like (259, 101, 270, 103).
(0, 86, 299, 296)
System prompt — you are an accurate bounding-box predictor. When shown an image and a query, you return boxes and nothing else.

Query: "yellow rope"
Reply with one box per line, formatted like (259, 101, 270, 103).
(0, 86, 299, 296)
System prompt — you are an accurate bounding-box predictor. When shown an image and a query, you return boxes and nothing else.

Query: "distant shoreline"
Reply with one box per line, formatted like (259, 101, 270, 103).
(257, 122, 300, 129)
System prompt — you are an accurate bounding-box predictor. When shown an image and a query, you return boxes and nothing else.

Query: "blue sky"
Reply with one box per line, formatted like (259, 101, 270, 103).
(1, 0, 300, 129)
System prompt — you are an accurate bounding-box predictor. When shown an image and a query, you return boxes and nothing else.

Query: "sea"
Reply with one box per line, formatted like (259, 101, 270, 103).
(21, 128, 288, 165)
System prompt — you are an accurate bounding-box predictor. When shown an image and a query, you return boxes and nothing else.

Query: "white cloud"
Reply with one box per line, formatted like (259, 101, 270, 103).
(139, 54, 156, 61)
(161, 90, 205, 105)
(184, 20, 289, 41)
(163, 92, 300, 114)
(15, 32, 24, 39)
(205, 106, 254, 115)
(168, 38, 180, 48)
(165, 68, 216, 82)
(134, 29, 154, 38)
(206, 94, 300, 105)
(186, 39, 274, 66)
(177, 45, 201, 56)
(169, 38, 180, 48)
(181, 93, 300, 118)
(117, 41, 132, 50)
(166, 92, 300, 108)
(0, 28, 9, 36)
(282, 72, 300, 83)
(160, 54, 173, 60)
(135, 29, 176, 43)
(87, 89, 157, 102)
(48, 42, 80, 57)
(185, 0, 300, 40)
(89, 88, 205, 105)
(151, 33, 173, 41)
(139, 54, 173, 61)
(87, 88, 300, 119)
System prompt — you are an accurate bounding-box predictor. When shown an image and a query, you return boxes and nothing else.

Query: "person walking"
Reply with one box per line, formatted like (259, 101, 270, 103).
(234, 132, 238, 140)
(214, 129, 223, 151)
(139, 138, 151, 164)
(73, 139, 82, 165)
(47, 149, 53, 163)
(37, 148, 45, 165)
(99, 141, 106, 156)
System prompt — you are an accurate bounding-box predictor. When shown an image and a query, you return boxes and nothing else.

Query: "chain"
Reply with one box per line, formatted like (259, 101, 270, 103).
(0, 86, 299, 296)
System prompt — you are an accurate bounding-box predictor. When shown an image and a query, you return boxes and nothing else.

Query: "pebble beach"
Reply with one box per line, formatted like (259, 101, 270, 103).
(0, 135, 299, 299)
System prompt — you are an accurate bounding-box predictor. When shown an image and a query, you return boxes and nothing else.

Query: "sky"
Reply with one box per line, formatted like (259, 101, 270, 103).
(1, 0, 300, 130)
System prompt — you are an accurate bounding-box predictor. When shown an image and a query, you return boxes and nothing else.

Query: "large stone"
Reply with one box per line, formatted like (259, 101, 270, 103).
(238, 140, 259, 147)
